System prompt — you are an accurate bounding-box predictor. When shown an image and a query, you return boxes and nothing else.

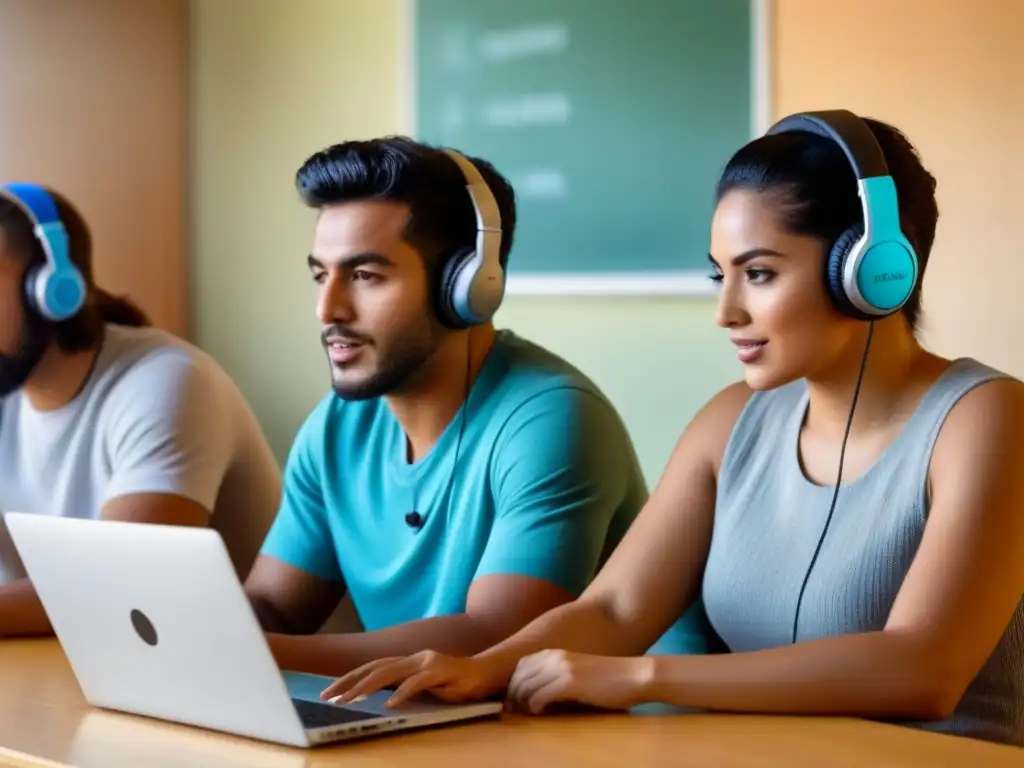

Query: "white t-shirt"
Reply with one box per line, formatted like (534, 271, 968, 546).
(0, 324, 282, 582)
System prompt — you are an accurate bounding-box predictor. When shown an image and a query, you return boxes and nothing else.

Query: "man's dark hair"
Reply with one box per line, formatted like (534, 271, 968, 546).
(294, 135, 517, 274)
(0, 188, 150, 352)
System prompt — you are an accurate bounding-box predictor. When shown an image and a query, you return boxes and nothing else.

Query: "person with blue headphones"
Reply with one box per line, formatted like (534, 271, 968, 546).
(0, 184, 282, 636)
(317, 112, 1024, 747)
(244, 136, 716, 677)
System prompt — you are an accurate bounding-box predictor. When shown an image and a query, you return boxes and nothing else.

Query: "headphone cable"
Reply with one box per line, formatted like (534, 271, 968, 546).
(408, 332, 472, 530)
(791, 321, 874, 643)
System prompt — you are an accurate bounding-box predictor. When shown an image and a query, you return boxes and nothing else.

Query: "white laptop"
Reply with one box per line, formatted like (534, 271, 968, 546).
(4, 513, 502, 748)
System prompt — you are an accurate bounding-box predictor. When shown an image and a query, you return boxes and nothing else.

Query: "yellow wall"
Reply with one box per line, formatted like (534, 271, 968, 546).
(190, 0, 1022, 481)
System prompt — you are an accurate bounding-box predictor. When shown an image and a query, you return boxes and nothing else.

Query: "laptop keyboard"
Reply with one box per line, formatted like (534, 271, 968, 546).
(292, 698, 381, 728)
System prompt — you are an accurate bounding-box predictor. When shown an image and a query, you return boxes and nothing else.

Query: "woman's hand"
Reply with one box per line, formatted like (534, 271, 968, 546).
(319, 650, 511, 708)
(507, 650, 655, 715)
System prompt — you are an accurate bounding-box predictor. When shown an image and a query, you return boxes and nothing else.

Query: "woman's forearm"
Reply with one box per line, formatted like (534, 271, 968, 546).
(642, 630, 957, 721)
(476, 598, 656, 677)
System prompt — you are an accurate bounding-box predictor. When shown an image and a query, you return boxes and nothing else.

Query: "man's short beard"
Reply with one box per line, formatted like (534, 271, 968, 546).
(329, 322, 443, 401)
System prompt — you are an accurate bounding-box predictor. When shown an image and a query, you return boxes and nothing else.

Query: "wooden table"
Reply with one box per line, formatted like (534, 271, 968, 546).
(1, 639, 1022, 767)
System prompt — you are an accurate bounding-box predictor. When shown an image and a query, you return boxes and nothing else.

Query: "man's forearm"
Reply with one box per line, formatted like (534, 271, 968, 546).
(0, 579, 52, 638)
(268, 612, 512, 677)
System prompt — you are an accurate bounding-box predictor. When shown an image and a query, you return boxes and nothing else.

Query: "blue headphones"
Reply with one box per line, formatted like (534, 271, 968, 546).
(436, 150, 506, 329)
(0, 183, 86, 322)
(765, 110, 919, 321)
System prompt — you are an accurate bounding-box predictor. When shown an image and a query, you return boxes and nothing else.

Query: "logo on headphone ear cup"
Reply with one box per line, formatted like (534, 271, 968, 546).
(437, 247, 478, 329)
(852, 236, 917, 316)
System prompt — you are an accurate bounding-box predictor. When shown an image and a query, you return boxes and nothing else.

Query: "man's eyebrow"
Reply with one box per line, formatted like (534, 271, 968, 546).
(307, 252, 396, 270)
(707, 248, 785, 266)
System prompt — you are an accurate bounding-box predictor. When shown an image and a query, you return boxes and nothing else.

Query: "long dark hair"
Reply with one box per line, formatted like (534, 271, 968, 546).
(0, 188, 149, 352)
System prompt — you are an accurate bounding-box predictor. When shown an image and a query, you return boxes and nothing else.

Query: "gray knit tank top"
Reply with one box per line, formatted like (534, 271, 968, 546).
(702, 357, 1024, 746)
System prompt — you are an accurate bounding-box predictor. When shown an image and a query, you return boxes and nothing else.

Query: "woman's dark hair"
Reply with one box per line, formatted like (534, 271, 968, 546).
(0, 188, 150, 352)
(715, 117, 938, 331)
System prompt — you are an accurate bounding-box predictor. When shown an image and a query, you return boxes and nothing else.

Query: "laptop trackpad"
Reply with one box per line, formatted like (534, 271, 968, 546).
(283, 670, 445, 716)
(283, 670, 340, 702)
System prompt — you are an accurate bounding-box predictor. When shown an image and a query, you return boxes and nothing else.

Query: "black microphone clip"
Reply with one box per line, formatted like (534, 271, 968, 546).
(405, 511, 424, 530)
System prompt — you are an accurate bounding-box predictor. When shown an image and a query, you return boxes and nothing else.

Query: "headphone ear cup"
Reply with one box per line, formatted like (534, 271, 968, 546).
(21, 263, 42, 318)
(437, 247, 475, 329)
(825, 224, 875, 321)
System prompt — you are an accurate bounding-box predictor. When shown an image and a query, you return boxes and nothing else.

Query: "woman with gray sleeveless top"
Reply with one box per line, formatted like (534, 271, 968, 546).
(315, 111, 1024, 747)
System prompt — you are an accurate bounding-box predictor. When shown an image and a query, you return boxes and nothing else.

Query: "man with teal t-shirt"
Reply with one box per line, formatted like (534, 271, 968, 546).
(244, 137, 713, 676)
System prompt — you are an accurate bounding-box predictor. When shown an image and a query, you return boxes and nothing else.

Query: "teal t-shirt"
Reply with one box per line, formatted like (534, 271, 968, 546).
(261, 330, 713, 652)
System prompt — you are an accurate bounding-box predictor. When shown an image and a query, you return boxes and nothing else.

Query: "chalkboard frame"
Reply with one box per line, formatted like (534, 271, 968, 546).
(400, 0, 773, 297)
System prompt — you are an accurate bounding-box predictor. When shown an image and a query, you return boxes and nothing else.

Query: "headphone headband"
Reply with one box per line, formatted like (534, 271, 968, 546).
(766, 110, 890, 180)
(0, 183, 86, 322)
(763, 110, 918, 320)
(436, 149, 505, 328)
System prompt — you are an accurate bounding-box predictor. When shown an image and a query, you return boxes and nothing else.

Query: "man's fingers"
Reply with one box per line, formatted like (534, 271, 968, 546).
(386, 670, 440, 708)
(320, 658, 395, 701)
(325, 658, 422, 703)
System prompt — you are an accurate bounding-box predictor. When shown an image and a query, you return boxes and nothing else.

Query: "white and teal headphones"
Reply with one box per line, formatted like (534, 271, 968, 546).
(766, 109, 919, 321)
(0, 182, 86, 322)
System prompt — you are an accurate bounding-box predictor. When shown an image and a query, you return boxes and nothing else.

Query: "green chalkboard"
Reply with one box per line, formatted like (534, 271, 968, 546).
(411, 0, 757, 294)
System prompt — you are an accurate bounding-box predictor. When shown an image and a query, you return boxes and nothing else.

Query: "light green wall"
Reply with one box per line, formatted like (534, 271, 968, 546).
(189, 0, 741, 483)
